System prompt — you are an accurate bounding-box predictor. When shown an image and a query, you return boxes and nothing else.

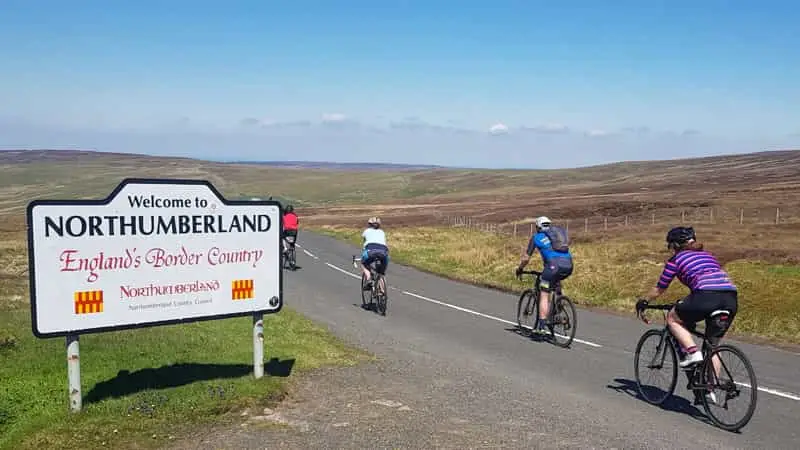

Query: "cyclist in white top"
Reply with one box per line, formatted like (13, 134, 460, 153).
(360, 216, 390, 284)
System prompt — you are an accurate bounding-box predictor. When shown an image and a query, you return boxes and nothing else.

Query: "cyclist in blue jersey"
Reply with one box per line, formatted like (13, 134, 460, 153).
(515, 216, 573, 334)
(639, 226, 738, 368)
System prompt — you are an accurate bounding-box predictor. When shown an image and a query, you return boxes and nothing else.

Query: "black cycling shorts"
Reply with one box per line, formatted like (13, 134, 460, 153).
(539, 257, 573, 293)
(283, 229, 298, 243)
(676, 290, 738, 341)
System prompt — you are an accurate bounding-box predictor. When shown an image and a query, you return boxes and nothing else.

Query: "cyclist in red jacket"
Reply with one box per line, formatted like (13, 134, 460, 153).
(282, 205, 299, 255)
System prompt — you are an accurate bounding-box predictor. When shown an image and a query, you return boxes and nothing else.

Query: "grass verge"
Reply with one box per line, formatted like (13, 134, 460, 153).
(0, 233, 368, 450)
(312, 225, 800, 345)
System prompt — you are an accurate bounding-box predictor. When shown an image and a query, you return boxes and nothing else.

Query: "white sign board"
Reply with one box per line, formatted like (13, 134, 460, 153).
(27, 178, 283, 338)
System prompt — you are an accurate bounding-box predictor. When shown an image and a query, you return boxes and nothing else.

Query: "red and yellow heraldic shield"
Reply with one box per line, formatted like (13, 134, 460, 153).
(74, 290, 104, 314)
(231, 279, 254, 300)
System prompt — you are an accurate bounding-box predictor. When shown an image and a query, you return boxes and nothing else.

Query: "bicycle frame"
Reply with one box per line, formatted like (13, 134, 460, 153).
(637, 303, 724, 394)
(518, 270, 563, 319)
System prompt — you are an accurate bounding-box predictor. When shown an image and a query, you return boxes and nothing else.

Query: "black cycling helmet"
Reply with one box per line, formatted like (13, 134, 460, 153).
(666, 226, 695, 251)
(285, 204, 294, 213)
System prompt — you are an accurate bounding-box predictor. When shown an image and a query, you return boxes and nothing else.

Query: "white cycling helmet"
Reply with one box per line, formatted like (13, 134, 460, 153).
(368, 216, 381, 226)
(535, 216, 552, 230)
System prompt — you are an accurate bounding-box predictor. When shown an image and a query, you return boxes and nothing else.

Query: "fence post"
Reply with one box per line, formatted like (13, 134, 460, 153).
(530, 223, 534, 235)
(709, 208, 714, 224)
(513, 223, 517, 237)
(681, 210, 685, 223)
(604, 217, 608, 230)
(584, 217, 588, 232)
(565, 219, 570, 232)
(776, 207, 780, 224)
(624, 215, 629, 227)
(739, 209, 744, 225)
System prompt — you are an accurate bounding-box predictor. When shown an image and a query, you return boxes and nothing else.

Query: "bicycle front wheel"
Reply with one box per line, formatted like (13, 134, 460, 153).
(516, 289, 537, 335)
(549, 295, 577, 348)
(701, 344, 758, 432)
(634, 329, 678, 405)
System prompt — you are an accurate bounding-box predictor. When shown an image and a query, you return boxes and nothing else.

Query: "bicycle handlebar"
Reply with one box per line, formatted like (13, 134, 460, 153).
(516, 269, 542, 281)
(635, 298, 677, 324)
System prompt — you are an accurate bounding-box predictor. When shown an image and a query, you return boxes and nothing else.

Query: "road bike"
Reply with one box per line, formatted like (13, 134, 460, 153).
(516, 270, 577, 348)
(634, 299, 758, 432)
(282, 235, 297, 270)
(352, 254, 387, 316)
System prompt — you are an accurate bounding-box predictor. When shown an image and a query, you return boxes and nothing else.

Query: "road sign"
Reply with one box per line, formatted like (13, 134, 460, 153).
(27, 178, 283, 338)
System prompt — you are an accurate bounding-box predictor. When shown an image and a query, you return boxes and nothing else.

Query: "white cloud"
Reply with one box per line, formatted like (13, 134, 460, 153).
(321, 113, 348, 123)
(586, 129, 610, 137)
(488, 123, 509, 135)
(524, 123, 569, 134)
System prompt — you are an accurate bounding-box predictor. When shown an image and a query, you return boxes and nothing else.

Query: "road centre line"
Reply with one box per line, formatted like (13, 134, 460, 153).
(317, 258, 800, 402)
(325, 262, 361, 279)
(735, 382, 800, 402)
(401, 290, 602, 348)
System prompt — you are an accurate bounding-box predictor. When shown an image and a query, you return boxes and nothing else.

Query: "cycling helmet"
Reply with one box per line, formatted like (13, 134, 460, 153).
(285, 204, 294, 213)
(367, 216, 381, 227)
(666, 226, 695, 251)
(535, 216, 552, 231)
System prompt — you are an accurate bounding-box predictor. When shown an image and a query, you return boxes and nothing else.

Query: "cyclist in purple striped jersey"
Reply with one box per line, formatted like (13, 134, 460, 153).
(641, 226, 738, 368)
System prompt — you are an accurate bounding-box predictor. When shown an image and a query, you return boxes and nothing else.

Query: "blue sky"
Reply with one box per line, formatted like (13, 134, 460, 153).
(1, 0, 798, 168)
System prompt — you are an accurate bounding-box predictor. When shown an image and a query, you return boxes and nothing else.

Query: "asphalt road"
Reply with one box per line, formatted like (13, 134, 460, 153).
(264, 231, 799, 449)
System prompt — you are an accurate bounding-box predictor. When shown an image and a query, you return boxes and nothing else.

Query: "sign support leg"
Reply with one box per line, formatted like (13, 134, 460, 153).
(253, 313, 264, 379)
(66, 334, 82, 412)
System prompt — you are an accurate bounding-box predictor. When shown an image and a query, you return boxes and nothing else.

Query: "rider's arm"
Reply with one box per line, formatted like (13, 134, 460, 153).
(644, 260, 678, 300)
(518, 234, 540, 269)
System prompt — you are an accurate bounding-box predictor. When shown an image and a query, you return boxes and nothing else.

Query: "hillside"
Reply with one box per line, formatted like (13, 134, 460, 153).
(2, 149, 800, 225)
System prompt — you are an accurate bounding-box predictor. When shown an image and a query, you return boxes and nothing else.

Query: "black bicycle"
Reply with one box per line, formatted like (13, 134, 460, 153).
(352, 255, 387, 316)
(283, 235, 297, 270)
(634, 299, 758, 432)
(516, 270, 577, 348)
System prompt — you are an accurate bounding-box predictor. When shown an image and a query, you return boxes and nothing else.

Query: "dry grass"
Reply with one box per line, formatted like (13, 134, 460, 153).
(314, 225, 800, 345)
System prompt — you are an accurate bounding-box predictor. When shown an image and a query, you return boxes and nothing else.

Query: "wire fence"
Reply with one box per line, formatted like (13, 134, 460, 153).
(438, 206, 799, 238)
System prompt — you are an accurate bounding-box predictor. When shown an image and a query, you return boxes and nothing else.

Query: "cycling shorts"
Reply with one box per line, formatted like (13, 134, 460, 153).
(676, 290, 738, 342)
(539, 256, 573, 293)
(361, 243, 389, 274)
(282, 229, 298, 244)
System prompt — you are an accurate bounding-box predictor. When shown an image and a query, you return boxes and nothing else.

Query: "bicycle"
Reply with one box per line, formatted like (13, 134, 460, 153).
(515, 270, 577, 348)
(282, 235, 297, 271)
(633, 299, 757, 432)
(352, 254, 387, 316)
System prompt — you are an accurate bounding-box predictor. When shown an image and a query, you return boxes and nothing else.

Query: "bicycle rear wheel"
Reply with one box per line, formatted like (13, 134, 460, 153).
(634, 329, 678, 405)
(549, 295, 577, 348)
(375, 275, 387, 316)
(701, 344, 758, 432)
(516, 289, 537, 335)
(288, 248, 296, 270)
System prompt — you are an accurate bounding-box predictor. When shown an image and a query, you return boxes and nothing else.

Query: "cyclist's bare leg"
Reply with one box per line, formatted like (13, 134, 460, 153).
(538, 289, 550, 321)
(667, 307, 698, 355)
(361, 263, 371, 282)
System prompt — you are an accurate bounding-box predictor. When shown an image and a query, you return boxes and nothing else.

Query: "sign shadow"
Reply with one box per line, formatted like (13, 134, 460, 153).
(84, 357, 296, 404)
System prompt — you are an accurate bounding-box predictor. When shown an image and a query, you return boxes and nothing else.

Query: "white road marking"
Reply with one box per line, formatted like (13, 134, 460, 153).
(318, 256, 800, 402)
(402, 290, 602, 348)
(325, 262, 361, 280)
(735, 382, 800, 402)
(302, 249, 319, 259)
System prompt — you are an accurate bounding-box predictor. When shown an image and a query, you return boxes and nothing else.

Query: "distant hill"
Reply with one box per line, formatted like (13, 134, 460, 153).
(0, 150, 447, 170)
(2, 148, 800, 217)
(228, 160, 448, 171)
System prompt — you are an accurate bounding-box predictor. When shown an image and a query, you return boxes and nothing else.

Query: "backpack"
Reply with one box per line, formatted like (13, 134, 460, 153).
(543, 225, 570, 252)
